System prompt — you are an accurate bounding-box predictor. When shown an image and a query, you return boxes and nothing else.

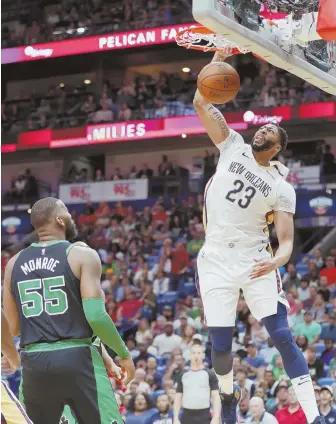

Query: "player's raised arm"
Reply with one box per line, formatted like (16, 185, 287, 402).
(193, 50, 233, 145)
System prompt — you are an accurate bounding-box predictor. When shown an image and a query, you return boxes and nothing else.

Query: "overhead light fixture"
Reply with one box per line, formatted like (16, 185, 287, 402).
(84, 79, 91, 85)
(182, 134, 187, 138)
(60, 83, 65, 88)
(77, 27, 85, 34)
(182, 67, 191, 73)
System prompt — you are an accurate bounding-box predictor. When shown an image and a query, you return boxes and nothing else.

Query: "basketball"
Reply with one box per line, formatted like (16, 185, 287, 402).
(197, 62, 240, 104)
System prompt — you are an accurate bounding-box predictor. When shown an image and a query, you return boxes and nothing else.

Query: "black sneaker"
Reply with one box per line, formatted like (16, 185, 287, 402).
(220, 384, 241, 424)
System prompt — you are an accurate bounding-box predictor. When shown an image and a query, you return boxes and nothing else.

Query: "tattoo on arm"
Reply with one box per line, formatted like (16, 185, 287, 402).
(205, 104, 230, 135)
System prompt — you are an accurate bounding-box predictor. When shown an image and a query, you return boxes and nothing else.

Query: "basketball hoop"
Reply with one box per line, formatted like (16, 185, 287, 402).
(175, 27, 250, 55)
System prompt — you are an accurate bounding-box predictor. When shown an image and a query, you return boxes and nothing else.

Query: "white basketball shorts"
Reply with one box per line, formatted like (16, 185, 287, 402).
(196, 240, 289, 327)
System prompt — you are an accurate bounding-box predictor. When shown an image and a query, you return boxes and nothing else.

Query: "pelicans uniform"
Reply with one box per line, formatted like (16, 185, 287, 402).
(1, 381, 33, 424)
(197, 129, 294, 326)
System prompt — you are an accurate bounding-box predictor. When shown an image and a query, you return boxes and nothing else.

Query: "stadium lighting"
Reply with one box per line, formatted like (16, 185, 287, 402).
(77, 27, 86, 34)
(182, 133, 187, 138)
(60, 83, 65, 88)
(182, 67, 191, 73)
(84, 80, 91, 85)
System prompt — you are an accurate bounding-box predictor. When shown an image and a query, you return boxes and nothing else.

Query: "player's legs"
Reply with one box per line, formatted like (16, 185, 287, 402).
(66, 345, 123, 424)
(20, 351, 65, 424)
(242, 265, 322, 424)
(196, 244, 241, 424)
(1, 381, 33, 424)
(262, 303, 321, 424)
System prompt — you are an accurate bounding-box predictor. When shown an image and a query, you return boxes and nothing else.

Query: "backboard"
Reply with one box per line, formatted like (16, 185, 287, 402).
(192, 0, 336, 95)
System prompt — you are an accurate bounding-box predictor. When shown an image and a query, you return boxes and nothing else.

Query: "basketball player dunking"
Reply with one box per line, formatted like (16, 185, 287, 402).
(194, 50, 325, 424)
(3, 197, 136, 424)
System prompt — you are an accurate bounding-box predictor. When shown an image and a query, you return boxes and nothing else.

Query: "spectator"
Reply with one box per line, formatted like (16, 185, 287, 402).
(268, 384, 289, 415)
(304, 261, 319, 284)
(295, 334, 309, 354)
(153, 270, 170, 296)
(319, 386, 336, 421)
(311, 248, 325, 270)
(81, 94, 97, 115)
(248, 396, 279, 424)
(294, 310, 322, 343)
(272, 355, 287, 381)
(320, 257, 336, 286)
(94, 169, 105, 182)
(320, 339, 336, 365)
(134, 368, 152, 394)
(119, 103, 132, 121)
(125, 392, 157, 424)
(244, 341, 266, 378)
(170, 242, 190, 290)
(134, 342, 154, 365)
(303, 284, 319, 310)
(150, 394, 173, 424)
(93, 102, 113, 123)
(320, 311, 336, 342)
(164, 352, 186, 384)
(137, 163, 154, 179)
(306, 346, 324, 381)
(288, 300, 305, 331)
(318, 276, 332, 303)
(24, 168, 38, 198)
(136, 318, 153, 345)
(146, 357, 162, 392)
(235, 367, 256, 400)
(297, 279, 310, 302)
(246, 315, 269, 347)
(152, 323, 182, 356)
(238, 389, 252, 423)
(154, 100, 168, 118)
(311, 293, 328, 323)
(282, 263, 301, 290)
(275, 387, 306, 424)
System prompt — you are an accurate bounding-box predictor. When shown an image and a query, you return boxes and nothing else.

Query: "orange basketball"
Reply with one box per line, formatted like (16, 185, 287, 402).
(197, 62, 240, 104)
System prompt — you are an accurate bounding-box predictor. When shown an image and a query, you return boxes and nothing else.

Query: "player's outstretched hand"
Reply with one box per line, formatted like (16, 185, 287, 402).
(119, 356, 136, 386)
(249, 257, 277, 280)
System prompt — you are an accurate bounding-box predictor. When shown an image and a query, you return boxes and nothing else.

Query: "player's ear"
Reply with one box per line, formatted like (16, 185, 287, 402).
(55, 216, 65, 228)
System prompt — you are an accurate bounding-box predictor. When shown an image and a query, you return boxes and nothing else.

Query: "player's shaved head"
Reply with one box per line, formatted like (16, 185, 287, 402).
(30, 197, 63, 229)
(30, 197, 77, 241)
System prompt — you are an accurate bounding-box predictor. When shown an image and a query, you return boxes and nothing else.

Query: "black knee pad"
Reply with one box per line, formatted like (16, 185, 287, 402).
(211, 349, 233, 375)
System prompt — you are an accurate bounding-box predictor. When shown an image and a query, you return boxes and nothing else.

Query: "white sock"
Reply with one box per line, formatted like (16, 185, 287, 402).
(216, 369, 233, 395)
(291, 374, 319, 423)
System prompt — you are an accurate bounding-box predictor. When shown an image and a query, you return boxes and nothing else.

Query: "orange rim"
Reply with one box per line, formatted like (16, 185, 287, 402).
(176, 26, 248, 55)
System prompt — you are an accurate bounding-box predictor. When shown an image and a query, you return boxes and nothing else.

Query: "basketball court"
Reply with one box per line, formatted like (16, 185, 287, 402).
(176, 0, 336, 95)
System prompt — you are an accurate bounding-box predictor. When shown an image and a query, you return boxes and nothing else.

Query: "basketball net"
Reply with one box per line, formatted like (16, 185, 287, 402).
(175, 27, 250, 55)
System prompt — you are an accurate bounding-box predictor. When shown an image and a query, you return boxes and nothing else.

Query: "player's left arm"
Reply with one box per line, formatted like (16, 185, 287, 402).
(250, 181, 295, 280)
(3, 255, 21, 337)
(1, 309, 21, 371)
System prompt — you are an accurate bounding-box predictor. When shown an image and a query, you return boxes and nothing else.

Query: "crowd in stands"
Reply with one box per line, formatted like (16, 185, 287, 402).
(72, 199, 336, 423)
(2, 0, 193, 47)
(3, 168, 39, 202)
(2, 56, 335, 136)
(1, 195, 336, 423)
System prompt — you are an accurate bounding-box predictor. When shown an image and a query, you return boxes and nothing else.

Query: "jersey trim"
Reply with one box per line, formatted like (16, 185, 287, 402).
(203, 176, 214, 231)
(30, 240, 68, 247)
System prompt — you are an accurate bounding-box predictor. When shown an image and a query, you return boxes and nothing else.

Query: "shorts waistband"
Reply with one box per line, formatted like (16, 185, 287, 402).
(182, 408, 210, 414)
(205, 238, 268, 250)
(24, 338, 93, 352)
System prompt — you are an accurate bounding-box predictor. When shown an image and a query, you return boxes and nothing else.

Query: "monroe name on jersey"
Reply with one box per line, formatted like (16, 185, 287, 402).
(20, 257, 60, 275)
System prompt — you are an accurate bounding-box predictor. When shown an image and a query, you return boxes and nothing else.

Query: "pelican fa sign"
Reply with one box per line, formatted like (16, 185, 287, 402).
(309, 196, 333, 215)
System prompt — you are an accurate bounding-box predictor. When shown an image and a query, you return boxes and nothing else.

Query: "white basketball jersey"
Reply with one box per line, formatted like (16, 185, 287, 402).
(204, 129, 296, 245)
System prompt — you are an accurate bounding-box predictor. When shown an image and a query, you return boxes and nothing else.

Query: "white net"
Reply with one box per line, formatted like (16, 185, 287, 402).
(176, 29, 250, 53)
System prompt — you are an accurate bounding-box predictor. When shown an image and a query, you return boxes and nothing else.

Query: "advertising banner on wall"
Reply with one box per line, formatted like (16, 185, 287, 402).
(2, 23, 197, 64)
(59, 179, 149, 204)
